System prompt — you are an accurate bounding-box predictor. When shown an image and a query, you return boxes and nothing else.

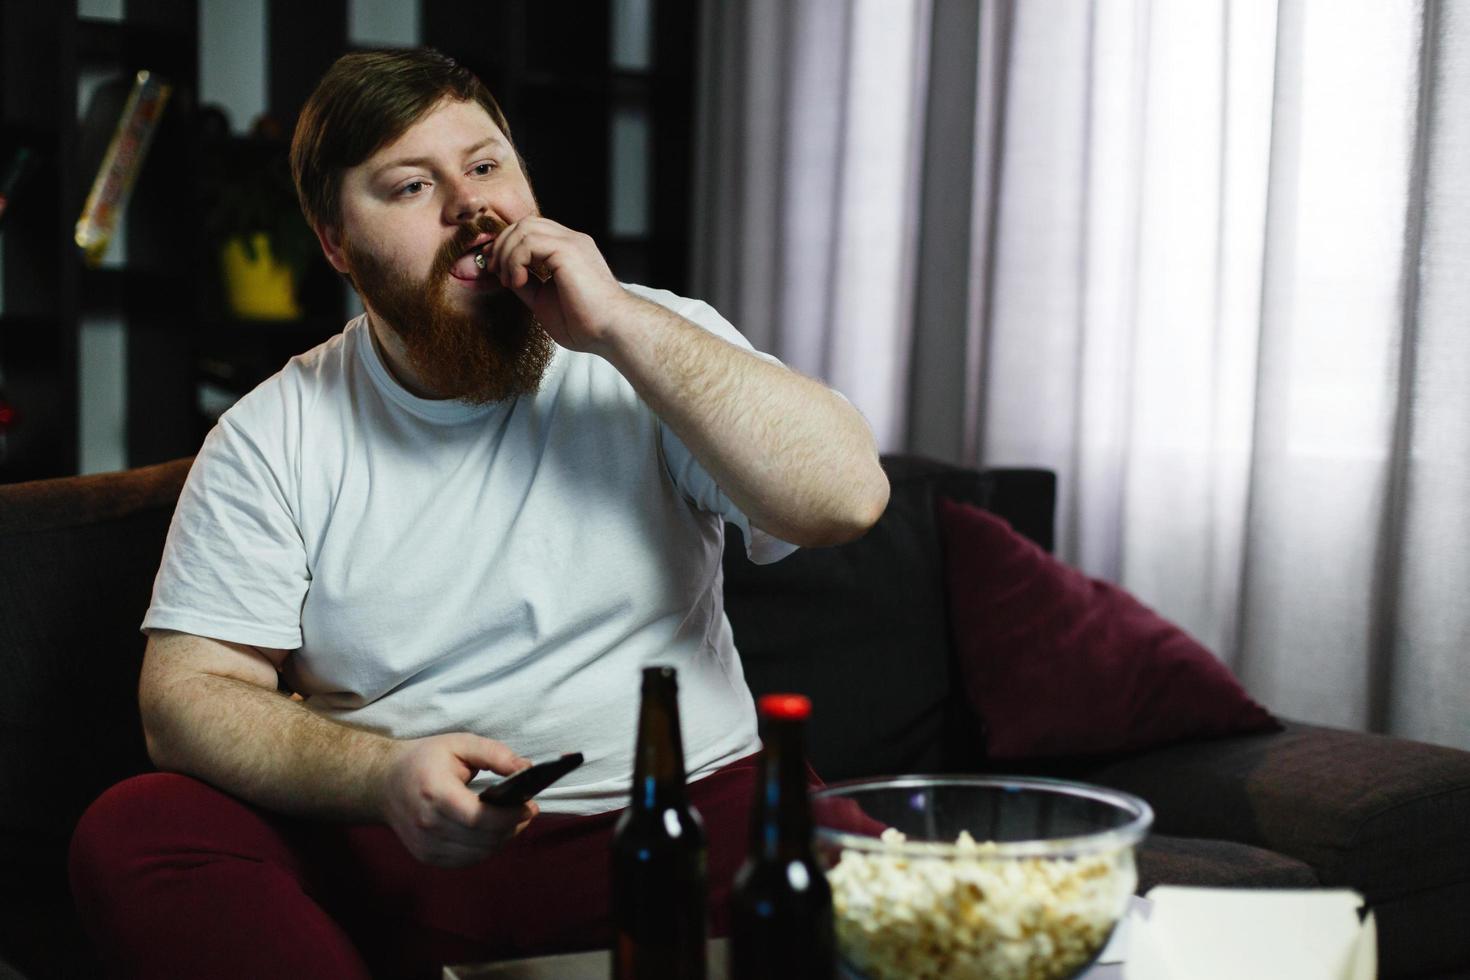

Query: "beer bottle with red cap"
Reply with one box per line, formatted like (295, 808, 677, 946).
(612, 665, 708, 979)
(730, 693, 835, 979)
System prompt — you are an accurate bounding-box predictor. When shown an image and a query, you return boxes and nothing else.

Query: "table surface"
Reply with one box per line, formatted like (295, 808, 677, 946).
(444, 946, 1125, 980)
(443, 897, 1148, 979)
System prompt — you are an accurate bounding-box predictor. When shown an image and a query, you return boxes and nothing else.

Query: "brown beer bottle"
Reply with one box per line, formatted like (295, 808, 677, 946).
(730, 694, 835, 979)
(612, 666, 708, 979)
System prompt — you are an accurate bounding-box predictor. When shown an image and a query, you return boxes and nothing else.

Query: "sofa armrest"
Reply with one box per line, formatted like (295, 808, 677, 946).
(1083, 721, 1470, 905)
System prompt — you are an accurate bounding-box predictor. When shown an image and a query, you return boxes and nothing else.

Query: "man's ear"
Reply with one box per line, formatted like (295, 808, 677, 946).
(315, 222, 350, 275)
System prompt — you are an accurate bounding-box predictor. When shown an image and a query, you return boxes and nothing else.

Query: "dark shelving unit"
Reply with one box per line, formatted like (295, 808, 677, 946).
(1, 0, 202, 481)
(0, 1, 699, 485)
(1, 1, 80, 482)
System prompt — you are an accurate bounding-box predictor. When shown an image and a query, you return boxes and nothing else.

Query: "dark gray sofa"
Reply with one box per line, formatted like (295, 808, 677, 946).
(2, 455, 1468, 978)
(725, 456, 1470, 979)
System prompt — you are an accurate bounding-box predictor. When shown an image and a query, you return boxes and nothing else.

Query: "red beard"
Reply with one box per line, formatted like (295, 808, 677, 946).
(343, 215, 554, 404)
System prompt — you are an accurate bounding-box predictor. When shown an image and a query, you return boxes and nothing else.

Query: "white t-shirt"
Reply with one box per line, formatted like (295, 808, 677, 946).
(143, 283, 796, 815)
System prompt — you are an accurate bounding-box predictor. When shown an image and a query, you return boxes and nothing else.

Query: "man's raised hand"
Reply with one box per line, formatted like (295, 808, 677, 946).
(486, 216, 639, 355)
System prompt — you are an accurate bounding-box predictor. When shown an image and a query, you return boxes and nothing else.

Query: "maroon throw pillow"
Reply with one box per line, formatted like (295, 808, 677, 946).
(937, 496, 1280, 759)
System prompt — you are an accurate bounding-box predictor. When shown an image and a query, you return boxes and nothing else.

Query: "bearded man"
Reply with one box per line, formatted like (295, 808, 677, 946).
(66, 47, 888, 980)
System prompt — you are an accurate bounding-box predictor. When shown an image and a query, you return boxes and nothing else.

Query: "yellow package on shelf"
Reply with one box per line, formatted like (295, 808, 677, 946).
(74, 70, 172, 267)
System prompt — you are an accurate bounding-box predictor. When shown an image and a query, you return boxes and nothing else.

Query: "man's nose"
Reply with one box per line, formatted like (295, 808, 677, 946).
(446, 175, 489, 223)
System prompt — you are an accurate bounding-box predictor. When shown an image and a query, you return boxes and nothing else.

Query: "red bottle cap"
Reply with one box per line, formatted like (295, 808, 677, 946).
(758, 693, 811, 721)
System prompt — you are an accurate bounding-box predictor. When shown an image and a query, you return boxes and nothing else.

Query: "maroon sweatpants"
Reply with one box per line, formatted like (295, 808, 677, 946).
(69, 753, 773, 980)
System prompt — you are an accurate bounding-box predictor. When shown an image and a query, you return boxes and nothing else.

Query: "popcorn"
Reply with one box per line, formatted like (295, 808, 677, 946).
(827, 829, 1135, 980)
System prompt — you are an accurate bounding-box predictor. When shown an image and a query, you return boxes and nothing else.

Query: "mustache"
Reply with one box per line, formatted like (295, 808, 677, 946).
(430, 214, 509, 281)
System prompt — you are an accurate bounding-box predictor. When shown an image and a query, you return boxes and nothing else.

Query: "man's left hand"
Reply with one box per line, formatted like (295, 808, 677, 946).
(486, 216, 636, 354)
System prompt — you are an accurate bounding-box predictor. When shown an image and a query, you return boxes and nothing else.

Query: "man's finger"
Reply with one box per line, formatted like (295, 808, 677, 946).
(406, 793, 534, 863)
(492, 223, 555, 287)
(468, 794, 536, 832)
(437, 781, 490, 828)
(455, 734, 530, 778)
(514, 800, 539, 835)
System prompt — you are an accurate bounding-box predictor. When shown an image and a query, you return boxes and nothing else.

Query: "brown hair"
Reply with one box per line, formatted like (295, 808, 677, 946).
(289, 48, 516, 234)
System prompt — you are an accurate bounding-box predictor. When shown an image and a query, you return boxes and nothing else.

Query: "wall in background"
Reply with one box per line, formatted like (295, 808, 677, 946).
(198, 0, 266, 138)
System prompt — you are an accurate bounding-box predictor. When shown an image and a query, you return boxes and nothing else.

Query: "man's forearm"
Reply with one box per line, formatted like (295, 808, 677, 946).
(598, 295, 889, 547)
(143, 671, 396, 822)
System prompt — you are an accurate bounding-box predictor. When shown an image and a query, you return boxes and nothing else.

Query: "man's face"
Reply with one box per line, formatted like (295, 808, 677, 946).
(327, 98, 552, 403)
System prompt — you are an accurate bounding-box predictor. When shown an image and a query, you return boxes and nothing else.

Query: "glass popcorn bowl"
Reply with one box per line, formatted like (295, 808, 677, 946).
(812, 775, 1153, 980)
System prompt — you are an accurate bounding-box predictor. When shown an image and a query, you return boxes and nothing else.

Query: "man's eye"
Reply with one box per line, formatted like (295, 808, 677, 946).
(398, 180, 426, 197)
(471, 162, 497, 176)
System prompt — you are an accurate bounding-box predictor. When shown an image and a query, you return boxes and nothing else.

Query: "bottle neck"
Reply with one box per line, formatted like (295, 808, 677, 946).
(631, 672, 689, 809)
(749, 717, 813, 857)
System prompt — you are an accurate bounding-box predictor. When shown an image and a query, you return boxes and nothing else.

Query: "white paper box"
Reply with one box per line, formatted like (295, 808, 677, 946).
(1123, 887, 1376, 980)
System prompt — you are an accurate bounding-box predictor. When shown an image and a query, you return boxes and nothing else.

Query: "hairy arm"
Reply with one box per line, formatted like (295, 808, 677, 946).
(600, 297, 889, 547)
(489, 218, 890, 547)
(139, 629, 535, 866)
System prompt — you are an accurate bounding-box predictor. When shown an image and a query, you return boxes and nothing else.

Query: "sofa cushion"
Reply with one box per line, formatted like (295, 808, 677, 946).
(723, 457, 1054, 781)
(937, 498, 1279, 759)
(1136, 834, 1319, 893)
(0, 459, 193, 979)
(723, 468, 954, 780)
(1369, 877, 1470, 979)
(0, 460, 189, 883)
(1090, 722, 1470, 978)
(1087, 722, 1470, 903)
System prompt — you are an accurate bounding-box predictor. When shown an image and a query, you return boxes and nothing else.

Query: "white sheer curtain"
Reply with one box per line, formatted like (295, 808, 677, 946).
(693, 0, 1470, 751)
(692, 0, 932, 449)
